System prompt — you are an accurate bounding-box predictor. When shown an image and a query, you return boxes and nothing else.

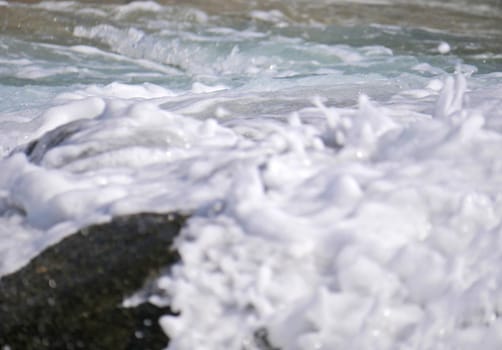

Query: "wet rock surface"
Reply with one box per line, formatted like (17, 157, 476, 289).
(0, 213, 187, 350)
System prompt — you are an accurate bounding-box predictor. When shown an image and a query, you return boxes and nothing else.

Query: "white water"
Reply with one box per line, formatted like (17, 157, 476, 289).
(1, 0, 502, 348)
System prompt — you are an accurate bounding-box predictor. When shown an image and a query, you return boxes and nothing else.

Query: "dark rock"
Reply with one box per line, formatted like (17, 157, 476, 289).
(0, 213, 188, 350)
(23, 119, 90, 165)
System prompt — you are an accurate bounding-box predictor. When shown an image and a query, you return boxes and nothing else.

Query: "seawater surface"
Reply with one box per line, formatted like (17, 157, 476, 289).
(1, 0, 502, 348)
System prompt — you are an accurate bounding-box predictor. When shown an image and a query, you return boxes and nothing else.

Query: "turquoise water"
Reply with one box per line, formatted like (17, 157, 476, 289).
(1, 1, 501, 87)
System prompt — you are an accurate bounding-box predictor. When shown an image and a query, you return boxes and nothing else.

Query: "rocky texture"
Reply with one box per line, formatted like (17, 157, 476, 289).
(0, 213, 187, 350)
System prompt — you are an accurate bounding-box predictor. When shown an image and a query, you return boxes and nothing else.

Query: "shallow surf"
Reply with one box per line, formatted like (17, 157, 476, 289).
(1, 0, 502, 348)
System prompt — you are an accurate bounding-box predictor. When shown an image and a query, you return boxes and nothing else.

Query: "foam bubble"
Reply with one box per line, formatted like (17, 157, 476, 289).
(438, 41, 451, 54)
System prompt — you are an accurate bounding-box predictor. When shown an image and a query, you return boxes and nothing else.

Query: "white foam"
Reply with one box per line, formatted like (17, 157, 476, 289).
(249, 9, 289, 27)
(1, 76, 501, 350)
(155, 75, 502, 349)
(438, 41, 451, 54)
(34, 97, 106, 138)
(62, 82, 177, 100)
(113, 1, 163, 18)
(14, 65, 80, 80)
(435, 74, 467, 119)
(2, 2, 502, 348)
(191, 82, 228, 94)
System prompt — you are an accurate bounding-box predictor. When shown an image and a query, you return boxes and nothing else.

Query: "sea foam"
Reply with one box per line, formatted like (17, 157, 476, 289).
(1, 0, 502, 348)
